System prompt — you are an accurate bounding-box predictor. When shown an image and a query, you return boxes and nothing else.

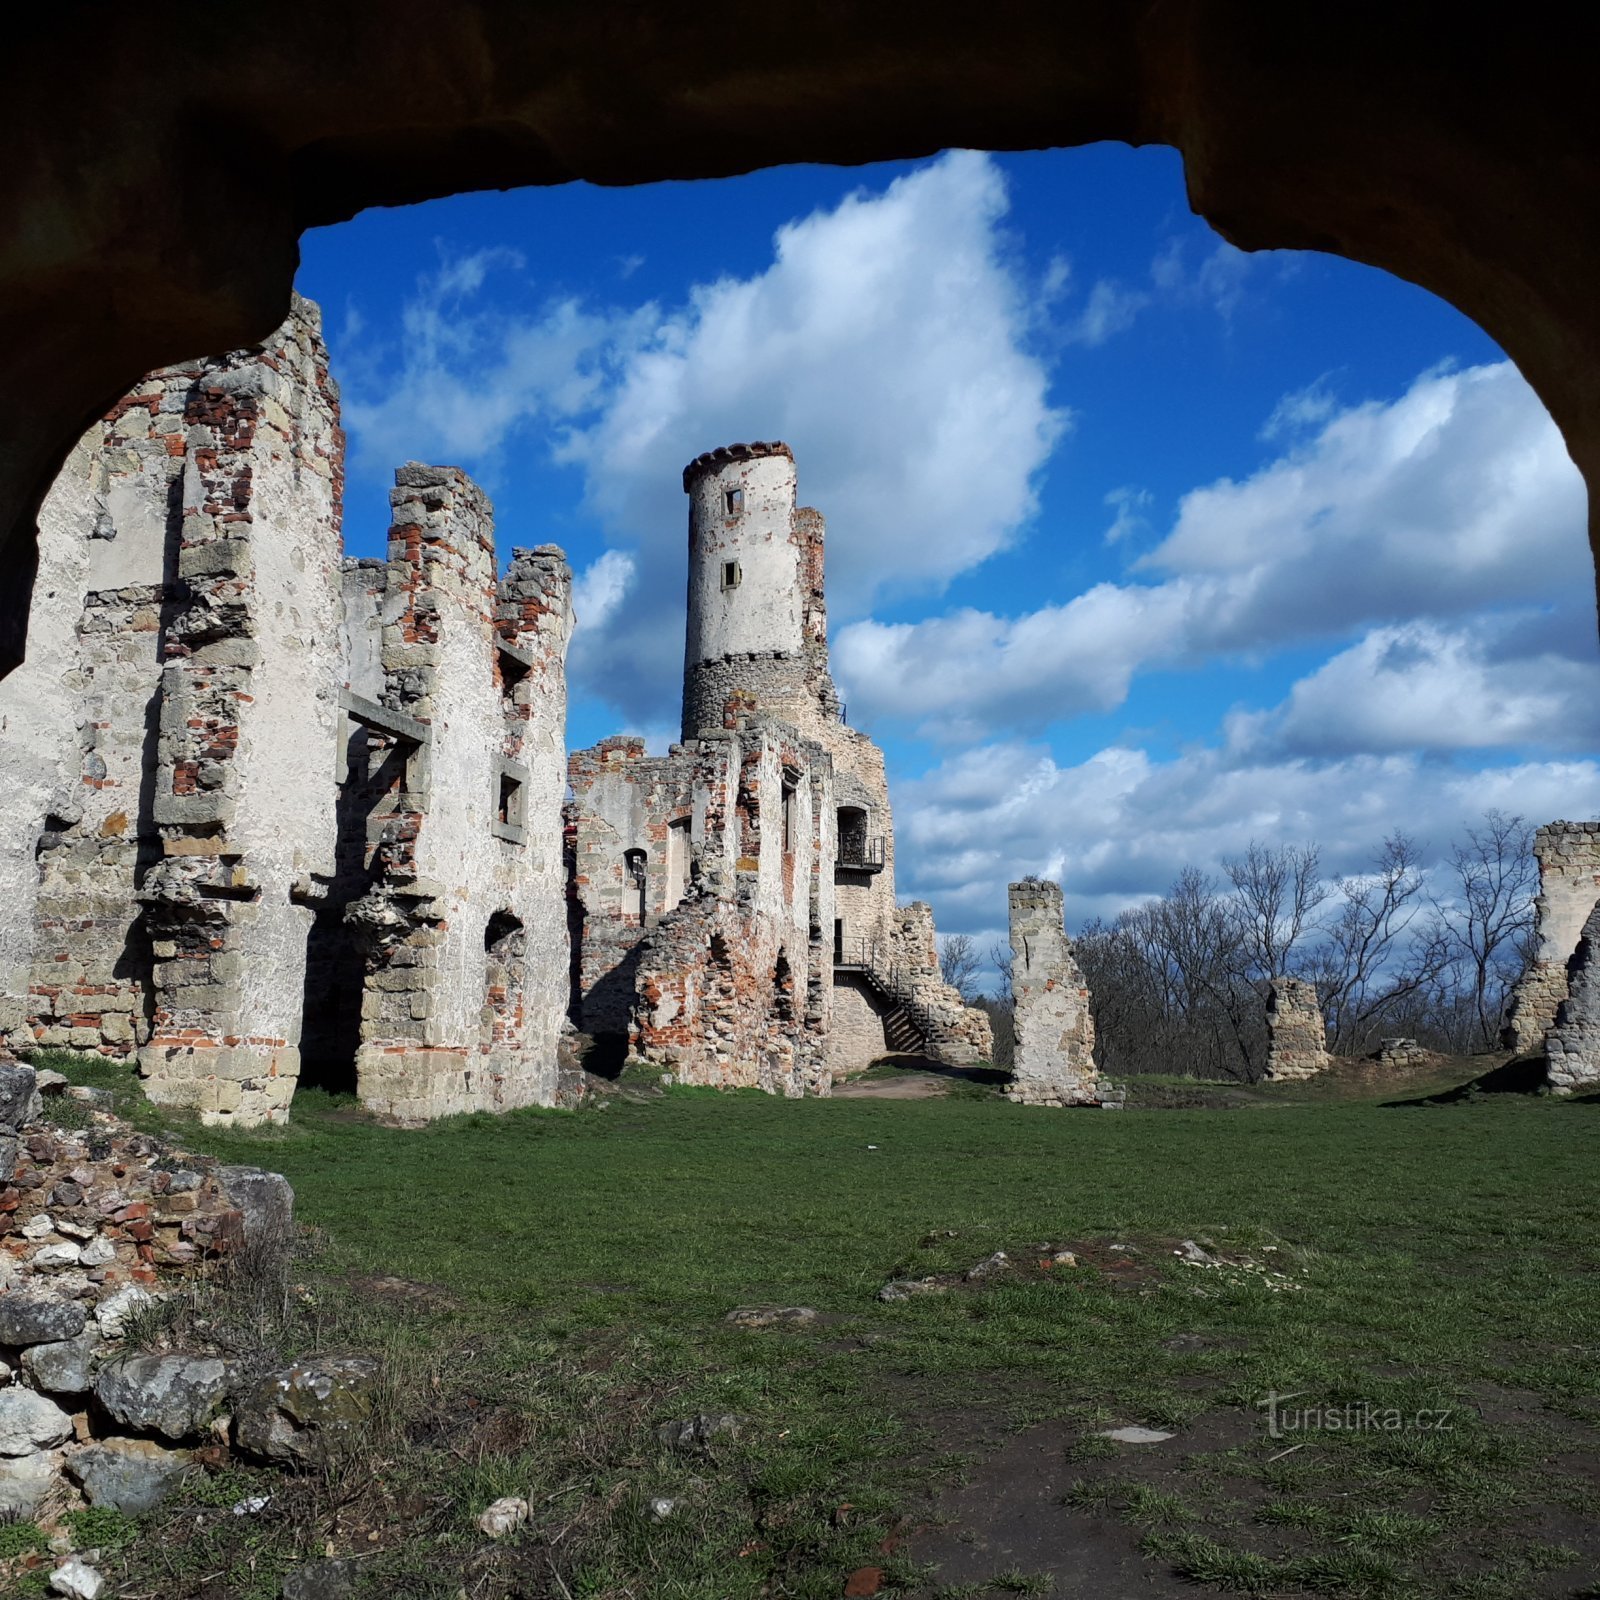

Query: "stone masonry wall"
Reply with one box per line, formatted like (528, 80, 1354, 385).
(628, 719, 834, 1096)
(1263, 976, 1328, 1080)
(0, 418, 159, 1061)
(888, 902, 993, 1065)
(1546, 899, 1600, 1093)
(0, 1061, 296, 1521)
(1502, 820, 1600, 1055)
(350, 465, 574, 1123)
(1006, 880, 1098, 1106)
(565, 736, 725, 1037)
(135, 297, 345, 1127)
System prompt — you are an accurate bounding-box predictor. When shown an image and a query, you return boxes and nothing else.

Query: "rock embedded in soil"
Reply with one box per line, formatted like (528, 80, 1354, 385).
(724, 1305, 818, 1328)
(233, 1355, 379, 1464)
(68, 1436, 193, 1514)
(656, 1412, 742, 1451)
(1096, 1425, 1175, 1444)
(0, 1387, 74, 1454)
(877, 1276, 948, 1302)
(964, 1251, 1009, 1281)
(281, 1558, 363, 1599)
(476, 1495, 529, 1536)
(94, 1352, 233, 1441)
(49, 1561, 105, 1600)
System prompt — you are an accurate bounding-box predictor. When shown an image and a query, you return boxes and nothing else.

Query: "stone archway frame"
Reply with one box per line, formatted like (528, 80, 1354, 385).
(6, 4, 1600, 676)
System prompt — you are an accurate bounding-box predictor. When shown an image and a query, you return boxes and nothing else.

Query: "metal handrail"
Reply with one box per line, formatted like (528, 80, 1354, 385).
(836, 834, 886, 870)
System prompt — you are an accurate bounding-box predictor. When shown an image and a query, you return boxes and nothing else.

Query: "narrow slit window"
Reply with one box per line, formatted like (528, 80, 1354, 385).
(721, 559, 742, 591)
(498, 772, 524, 828)
(725, 487, 744, 515)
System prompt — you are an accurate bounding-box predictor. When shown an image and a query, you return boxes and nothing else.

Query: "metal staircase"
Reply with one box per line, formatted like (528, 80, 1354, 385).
(833, 936, 940, 1055)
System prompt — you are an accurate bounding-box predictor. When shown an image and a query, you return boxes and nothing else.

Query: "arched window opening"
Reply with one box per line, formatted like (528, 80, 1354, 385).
(624, 847, 648, 920)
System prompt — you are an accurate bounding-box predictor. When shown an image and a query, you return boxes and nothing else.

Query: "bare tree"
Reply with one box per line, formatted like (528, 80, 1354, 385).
(1224, 841, 1328, 979)
(1429, 810, 1537, 1050)
(1312, 832, 1441, 1055)
(987, 937, 1014, 1003)
(938, 932, 984, 1002)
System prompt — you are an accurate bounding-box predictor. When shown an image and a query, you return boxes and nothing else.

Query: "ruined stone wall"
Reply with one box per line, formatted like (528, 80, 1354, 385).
(1263, 977, 1328, 1080)
(1502, 820, 1600, 1055)
(350, 465, 574, 1122)
(135, 298, 345, 1126)
(627, 719, 834, 1096)
(1006, 880, 1098, 1106)
(829, 973, 896, 1070)
(493, 543, 576, 1090)
(565, 736, 731, 1036)
(0, 425, 146, 1058)
(1546, 899, 1600, 1093)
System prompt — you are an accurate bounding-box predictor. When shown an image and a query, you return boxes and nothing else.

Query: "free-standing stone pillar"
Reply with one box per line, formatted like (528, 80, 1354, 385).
(1005, 879, 1098, 1106)
(1263, 977, 1328, 1081)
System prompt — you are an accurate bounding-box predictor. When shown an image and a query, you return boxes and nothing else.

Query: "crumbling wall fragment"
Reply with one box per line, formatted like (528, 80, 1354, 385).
(1502, 820, 1600, 1055)
(135, 297, 345, 1125)
(1263, 976, 1328, 1081)
(1005, 879, 1098, 1106)
(1546, 899, 1600, 1093)
(351, 465, 574, 1122)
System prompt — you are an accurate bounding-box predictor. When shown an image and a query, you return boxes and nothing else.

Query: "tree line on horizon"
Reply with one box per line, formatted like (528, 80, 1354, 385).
(938, 810, 1543, 1082)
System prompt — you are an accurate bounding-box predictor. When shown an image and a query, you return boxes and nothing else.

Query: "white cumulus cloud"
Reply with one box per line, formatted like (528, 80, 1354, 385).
(836, 359, 1596, 741)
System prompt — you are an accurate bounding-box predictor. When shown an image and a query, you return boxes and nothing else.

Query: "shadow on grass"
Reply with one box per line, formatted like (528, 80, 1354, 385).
(1383, 1053, 1554, 1107)
(865, 1054, 1011, 1088)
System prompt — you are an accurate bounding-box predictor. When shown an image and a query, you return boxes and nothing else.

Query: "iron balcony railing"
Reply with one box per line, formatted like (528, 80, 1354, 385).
(836, 835, 886, 873)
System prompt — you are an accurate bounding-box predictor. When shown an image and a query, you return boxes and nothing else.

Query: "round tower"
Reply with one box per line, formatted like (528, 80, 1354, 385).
(681, 441, 809, 737)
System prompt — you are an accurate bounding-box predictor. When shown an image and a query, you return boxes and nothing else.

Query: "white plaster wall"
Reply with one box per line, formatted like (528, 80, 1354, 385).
(413, 551, 501, 1047)
(0, 436, 97, 1031)
(340, 562, 388, 698)
(499, 551, 574, 1092)
(685, 454, 803, 668)
(1538, 862, 1600, 960)
(225, 338, 344, 1055)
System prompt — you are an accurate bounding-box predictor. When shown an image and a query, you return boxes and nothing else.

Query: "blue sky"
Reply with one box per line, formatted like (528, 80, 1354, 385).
(295, 144, 1600, 948)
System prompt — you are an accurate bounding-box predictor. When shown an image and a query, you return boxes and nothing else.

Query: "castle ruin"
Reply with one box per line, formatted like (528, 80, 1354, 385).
(0, 300, 575, 1124)
(566, 442, 990, 1091)
(0, 306, 990, 1121)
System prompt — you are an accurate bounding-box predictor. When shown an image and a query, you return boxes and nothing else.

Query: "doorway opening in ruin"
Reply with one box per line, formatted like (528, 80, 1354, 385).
(482, 909, 526, 1052)
(773, 952, 796, 1025)
(298, 719, 415, 1097)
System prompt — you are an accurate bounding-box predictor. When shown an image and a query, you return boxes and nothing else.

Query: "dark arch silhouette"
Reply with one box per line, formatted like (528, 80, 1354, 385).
(5, 6, 1600, 675)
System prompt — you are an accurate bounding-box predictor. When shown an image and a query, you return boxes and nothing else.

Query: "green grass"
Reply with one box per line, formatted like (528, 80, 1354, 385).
(18, 1050, 1600, 1599)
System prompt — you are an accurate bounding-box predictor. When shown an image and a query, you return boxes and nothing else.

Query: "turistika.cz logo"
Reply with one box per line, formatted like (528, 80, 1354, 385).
(1260, 1389, 1455, 1440)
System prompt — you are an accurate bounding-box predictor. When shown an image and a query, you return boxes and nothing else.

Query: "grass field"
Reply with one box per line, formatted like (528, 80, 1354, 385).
(11, 1053, 1600, 1599)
